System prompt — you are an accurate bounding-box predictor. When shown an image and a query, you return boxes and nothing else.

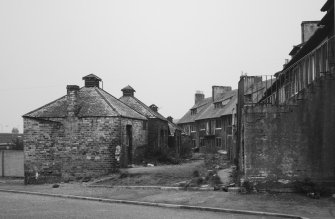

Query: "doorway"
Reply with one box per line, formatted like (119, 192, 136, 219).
(126, 125, 133, 164)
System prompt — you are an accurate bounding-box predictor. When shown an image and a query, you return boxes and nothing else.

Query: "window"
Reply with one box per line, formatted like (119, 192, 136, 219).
(200, 122, 206, 130)
(143, 121, 147, 130)
(214, 102, 222, 109)
(215, 137, 222, 147)
(215, 119, 222, 129)
(190, 124, 196, 132)
(191, 109, 197, 115)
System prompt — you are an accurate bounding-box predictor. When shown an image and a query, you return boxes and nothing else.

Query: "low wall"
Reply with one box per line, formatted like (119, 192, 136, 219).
(0, 150, 24, 177)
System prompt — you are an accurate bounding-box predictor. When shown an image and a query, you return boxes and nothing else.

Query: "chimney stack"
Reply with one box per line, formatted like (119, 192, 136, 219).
(66, 85, 80, 117)
(149, 104, 158, 112)
(195, 91, 204, 105)
(167, 116, 173, 123)
(301, 21, 319, 43)
(212, 86, 232, 102)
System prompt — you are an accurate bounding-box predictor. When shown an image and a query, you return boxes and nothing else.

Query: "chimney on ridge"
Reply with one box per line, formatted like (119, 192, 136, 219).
(195, 91, 204, 105)
(301, 21, 320, 43)
(212, 86, 232, 102)
(121, 85, 135, 97)
(149, 104, 158, 112)
(167, 116, 173, 123)
(82, 74, 102, 88)
(66, 85, 80, 117)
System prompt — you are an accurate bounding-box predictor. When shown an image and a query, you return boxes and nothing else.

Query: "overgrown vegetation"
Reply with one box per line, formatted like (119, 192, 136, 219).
(294, 178, 331, 198)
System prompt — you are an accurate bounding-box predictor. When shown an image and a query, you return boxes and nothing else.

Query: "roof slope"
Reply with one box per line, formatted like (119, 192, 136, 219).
(23, 87, 146, 120)
(177, 97, 212, 124)
(168, 121, 182, 136)
(178, 91, 238, 123)
(119, 96, 167, 121)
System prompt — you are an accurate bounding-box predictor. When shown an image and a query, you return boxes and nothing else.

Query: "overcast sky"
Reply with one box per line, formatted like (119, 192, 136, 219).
(0, 0, 324, 133)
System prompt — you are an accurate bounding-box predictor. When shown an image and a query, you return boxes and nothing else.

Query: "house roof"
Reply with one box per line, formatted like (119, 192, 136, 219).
(23, 87, 147, 120)
(195, 90, 238, 120)
(0, 133, 23, 144)
(177, 97, 212, 124)
(119, 96, 167, 121)
(178, 91, 238, 124)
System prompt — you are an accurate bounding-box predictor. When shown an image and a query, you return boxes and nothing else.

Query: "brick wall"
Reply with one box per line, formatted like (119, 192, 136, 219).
(24, 117, 121, 184)
(241, 79, 335, 189)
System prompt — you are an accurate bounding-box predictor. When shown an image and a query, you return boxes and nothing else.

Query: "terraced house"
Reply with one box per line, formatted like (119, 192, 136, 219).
(178, 86, 237, 161)
(23, 74, 148, 184)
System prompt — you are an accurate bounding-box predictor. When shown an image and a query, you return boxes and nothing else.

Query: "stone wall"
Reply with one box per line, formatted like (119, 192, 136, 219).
(120, 118, 147, 165)
(241, 78, 335, 189)
(147, 118, 169, 153)
(24, 117, 121, 184)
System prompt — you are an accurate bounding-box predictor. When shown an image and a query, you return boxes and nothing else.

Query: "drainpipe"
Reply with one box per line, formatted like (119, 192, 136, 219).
(1, 150, 4, 177)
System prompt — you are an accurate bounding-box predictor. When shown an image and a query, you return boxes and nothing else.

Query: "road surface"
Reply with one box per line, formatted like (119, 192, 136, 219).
(0, 192, 282, 219)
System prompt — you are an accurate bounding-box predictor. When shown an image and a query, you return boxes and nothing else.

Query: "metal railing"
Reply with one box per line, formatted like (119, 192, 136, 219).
(261, 35, 335, 105)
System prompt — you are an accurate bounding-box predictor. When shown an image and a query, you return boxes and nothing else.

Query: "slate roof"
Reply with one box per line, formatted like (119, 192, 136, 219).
(23, 87, 147, 120)
(119, 96, 167, 121)
(177, 97, 212, 124)
(178, 90, 238, 124)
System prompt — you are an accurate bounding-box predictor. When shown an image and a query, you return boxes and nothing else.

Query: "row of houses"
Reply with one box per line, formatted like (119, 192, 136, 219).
(23, 74, 186, 183)
(177, 87, 237, 161)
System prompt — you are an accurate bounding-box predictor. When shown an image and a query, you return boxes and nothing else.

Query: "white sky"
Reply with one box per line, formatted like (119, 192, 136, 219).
(0, 0, 325, 133)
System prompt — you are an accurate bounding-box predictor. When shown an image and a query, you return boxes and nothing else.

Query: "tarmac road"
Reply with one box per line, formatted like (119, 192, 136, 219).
(0, 192, 281, 219)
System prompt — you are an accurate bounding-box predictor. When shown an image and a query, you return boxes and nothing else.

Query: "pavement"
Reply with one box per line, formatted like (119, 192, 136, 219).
(1, 180, 335, 219)
(1, 192, 272, 219)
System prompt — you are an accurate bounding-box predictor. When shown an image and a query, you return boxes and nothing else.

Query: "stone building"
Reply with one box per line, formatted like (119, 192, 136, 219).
(119, 85, 169, 155)
(236, 0, 335, 190)
(178, 86, 237, 161)
(23, 74, 148, 184)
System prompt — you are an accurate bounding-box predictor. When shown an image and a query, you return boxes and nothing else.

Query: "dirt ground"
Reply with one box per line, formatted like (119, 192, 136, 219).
(95, 160, 208, 186)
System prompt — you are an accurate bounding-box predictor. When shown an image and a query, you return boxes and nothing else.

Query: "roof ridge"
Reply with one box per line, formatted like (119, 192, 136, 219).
(94, 87, 121, 116)
(121, 96, 167, 121)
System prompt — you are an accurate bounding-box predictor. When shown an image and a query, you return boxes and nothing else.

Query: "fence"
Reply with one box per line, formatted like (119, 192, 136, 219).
(261, 35, 335, 104)
(0, 150, 24, 177)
